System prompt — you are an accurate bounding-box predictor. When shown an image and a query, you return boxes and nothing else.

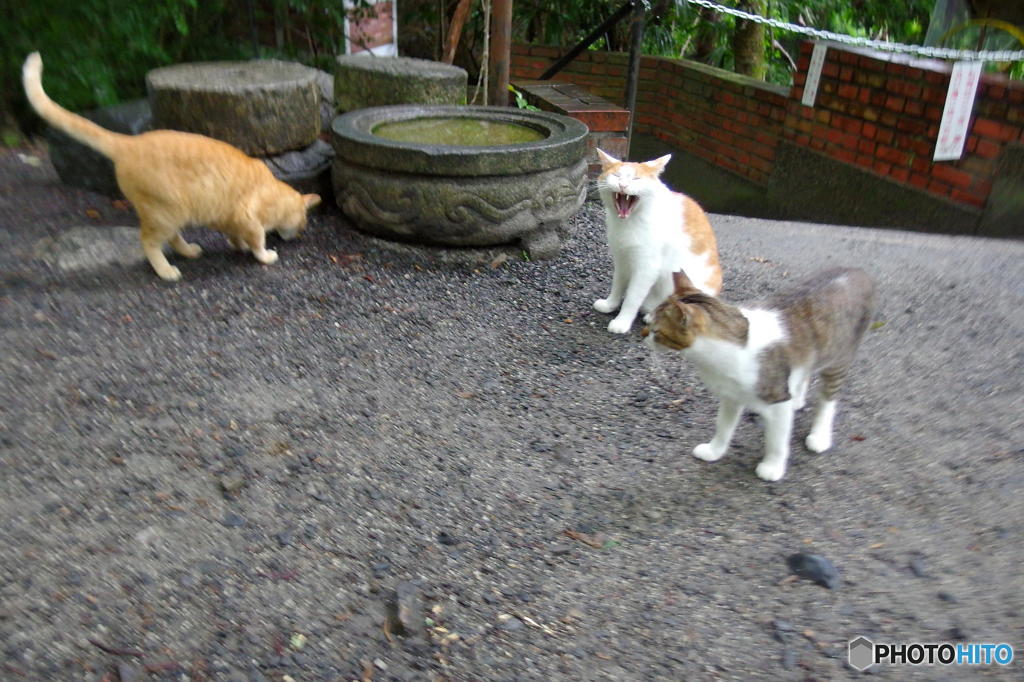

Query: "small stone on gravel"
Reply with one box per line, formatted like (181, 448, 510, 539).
(221, 512, 247, 528)
(787, 553, 841, 589)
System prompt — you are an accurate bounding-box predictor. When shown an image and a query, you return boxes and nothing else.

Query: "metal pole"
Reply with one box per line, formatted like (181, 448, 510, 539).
(489, 0, 513, 106)
(624, 0, 646, 158)
(539, 1, 634, 80)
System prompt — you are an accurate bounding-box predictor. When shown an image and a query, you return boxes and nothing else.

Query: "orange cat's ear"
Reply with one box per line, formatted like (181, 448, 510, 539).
(303, 194, 321, 210)
(596, 148, 619, 170)
(672, 270, 695, 292)
(645, 154, 671, 175)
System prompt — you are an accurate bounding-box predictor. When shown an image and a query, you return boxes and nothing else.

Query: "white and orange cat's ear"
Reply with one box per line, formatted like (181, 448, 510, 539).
(303, 194, 321, 210)
(643, 154, 672, 175)
(596, 148, 620, 170)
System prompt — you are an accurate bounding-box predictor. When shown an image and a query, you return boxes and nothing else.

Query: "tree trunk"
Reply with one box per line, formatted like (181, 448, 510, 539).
(732, 0, 767, 80)
(692, 7, 721, 65)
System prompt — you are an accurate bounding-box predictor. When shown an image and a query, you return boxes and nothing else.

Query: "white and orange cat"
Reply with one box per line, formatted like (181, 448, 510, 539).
(23, 52, 320, 281)
(594, 149, 721, 334)
(644, 268, 875, 481)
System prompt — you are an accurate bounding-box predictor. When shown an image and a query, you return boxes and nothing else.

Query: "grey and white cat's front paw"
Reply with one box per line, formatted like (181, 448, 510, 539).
(692, 443, 725, 462)
(755, 459, 787, 482)
(607, 316, 633, 334)
(805, 431, 832, 453)
(594, 298, 619, 314)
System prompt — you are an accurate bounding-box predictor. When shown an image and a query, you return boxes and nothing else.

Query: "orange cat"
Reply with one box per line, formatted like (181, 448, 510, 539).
(594, 149, 721, 333)
(22, 52, 320, 281)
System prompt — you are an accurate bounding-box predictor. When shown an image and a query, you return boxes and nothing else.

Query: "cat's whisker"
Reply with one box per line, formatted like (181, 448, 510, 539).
(643, 342, 678, 390)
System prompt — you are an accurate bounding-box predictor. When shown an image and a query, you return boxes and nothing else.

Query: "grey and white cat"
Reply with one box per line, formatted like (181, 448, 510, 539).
(643, 267, 875, 481)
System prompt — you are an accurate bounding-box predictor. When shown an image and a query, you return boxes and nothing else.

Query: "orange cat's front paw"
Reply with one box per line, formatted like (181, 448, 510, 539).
(254, 249, 278, 265)
(156, 266, 182, 282)
(180, 243, 202, 259)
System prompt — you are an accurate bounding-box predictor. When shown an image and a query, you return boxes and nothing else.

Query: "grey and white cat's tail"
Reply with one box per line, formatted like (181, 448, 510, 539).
(22, 52, 125, 159)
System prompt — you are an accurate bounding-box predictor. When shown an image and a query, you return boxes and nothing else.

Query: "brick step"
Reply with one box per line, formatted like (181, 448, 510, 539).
(514, 80, 630, 175)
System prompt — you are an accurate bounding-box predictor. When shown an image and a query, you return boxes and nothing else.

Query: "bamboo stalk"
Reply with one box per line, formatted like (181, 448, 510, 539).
(444, 0, 475, 64)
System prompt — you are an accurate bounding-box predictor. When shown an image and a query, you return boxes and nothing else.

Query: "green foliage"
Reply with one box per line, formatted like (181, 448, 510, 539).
(500, 0, 937, 85)
(1, 0, 375, 133)
(509, 85, 540, 110)
(515, 0, 635, 50)
(1, 0, 238, 131)
(640, 0, 935, 85)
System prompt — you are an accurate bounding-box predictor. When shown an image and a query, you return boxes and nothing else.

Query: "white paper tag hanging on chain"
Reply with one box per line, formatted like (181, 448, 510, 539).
(801, 43, 828, 107)
(933, 61, 983, 162)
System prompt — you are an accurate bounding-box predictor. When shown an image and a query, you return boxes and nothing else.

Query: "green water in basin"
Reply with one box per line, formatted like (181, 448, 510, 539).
(372, 117, 547, 145)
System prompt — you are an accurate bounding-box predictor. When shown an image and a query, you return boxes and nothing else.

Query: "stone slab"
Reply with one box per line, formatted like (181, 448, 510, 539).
(148, 60, 320, 155)
(34, 226, 144, 272)
(333, 56, 467, 113)
(264, 138, 334, 198)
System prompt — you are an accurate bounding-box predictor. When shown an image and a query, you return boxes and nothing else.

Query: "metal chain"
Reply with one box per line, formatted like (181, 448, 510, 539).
(680, 0, 1024, 61)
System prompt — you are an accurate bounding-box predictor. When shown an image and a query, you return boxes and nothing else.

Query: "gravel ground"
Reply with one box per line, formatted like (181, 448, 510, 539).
(1, 146, 1022, 681)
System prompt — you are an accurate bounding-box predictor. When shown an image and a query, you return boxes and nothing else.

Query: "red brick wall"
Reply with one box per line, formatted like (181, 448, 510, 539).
(641, 58, 788, 185)
(512, 45, 788, 186)
(789, 42, 1024, 209)
(512, 41, 1024, 211)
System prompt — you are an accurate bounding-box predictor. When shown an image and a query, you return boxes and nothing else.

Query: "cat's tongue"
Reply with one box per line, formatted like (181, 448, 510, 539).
(615, 192, 637, 218)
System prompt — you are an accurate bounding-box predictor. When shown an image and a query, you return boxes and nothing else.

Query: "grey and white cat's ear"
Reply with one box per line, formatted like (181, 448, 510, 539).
(596, 148, 620, 169)
(672, 270, 696, 292)
(644, 154, 672, 174)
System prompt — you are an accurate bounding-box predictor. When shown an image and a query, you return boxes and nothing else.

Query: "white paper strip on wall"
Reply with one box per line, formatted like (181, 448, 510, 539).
(344, 0, 398, 56)
(933, 61, 984, 162)
(801, 43, 828, 108)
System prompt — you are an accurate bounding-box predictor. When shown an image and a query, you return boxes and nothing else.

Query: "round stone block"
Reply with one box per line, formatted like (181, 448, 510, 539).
(331, 105, 588, 258)
(147, 60, 320, 156)
(333, 56, 467, 113)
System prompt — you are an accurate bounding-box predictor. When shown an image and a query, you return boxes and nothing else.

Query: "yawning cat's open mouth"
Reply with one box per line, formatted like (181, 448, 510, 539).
(614, 192, 638, 218)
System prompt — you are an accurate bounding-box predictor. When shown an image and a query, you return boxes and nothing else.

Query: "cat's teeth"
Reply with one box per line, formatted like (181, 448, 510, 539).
(615, 192, 637, 218)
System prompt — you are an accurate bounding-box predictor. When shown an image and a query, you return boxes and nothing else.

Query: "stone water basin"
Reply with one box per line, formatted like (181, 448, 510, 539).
(330, 105, 588, 258)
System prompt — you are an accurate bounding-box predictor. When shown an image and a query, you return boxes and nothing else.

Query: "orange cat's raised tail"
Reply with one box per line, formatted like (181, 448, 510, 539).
(23, 52, 124, 159)
(22, 52, 320, 282)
